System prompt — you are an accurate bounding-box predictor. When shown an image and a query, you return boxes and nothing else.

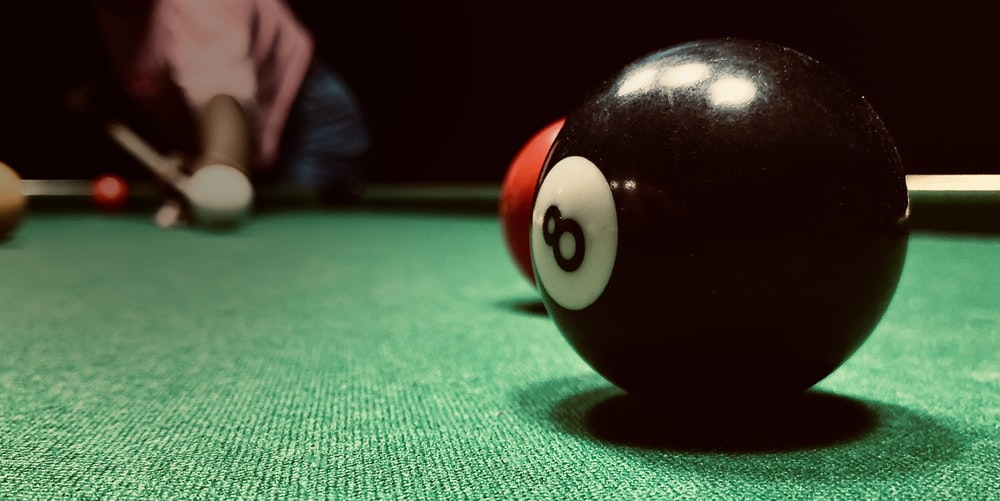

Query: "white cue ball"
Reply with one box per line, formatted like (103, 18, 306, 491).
(181, 164, 254, 226)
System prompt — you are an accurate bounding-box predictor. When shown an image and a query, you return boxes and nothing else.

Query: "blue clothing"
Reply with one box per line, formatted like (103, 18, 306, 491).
(266, 59, 370, 198)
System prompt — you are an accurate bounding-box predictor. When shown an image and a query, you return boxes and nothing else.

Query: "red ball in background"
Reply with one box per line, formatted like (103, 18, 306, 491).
(499, 117, 565, 284)
(91, 174, 129, 211)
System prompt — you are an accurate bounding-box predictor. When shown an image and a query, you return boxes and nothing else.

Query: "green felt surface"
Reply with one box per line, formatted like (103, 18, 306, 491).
(1, 208, 998, 500)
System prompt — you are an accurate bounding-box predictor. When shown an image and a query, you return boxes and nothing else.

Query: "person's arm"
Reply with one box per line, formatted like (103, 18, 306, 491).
(195, 94, 253, 174)
(161, 1, 258, 174)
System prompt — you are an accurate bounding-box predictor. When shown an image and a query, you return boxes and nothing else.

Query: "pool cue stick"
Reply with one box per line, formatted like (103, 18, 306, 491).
(101, 116, 998, 200)
(20, 120, 181, 199)
(103, 119, 186, 186)
(102, 119, 202, 228)
(103, 118, 257, 227)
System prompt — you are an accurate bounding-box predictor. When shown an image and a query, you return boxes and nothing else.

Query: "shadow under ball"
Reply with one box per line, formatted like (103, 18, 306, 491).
(530, 38, 910, 403)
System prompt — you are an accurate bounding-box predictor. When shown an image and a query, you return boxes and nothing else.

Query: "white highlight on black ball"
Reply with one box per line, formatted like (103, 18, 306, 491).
(531, 156, 618, 310)
(708, 75, 758, 108)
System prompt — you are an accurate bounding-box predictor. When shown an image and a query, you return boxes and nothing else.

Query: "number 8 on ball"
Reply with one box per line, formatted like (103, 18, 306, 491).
(530, 155, 619, 311)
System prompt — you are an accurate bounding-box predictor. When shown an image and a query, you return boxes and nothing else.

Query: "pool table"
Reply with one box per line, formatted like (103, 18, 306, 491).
(1, 183, 997, 499)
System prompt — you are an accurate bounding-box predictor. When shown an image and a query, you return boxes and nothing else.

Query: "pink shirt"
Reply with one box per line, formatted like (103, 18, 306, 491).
(94, 0, 314, 170)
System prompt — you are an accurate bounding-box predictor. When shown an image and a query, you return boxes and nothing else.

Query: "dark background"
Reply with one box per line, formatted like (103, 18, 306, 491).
(0, 1, 995, 183)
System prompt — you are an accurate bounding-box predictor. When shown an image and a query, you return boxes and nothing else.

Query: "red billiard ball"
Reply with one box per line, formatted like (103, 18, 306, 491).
(499, 117, 565, 285)
(91, 174, 129, 210)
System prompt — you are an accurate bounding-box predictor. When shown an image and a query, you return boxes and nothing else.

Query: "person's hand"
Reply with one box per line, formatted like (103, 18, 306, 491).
(153, 196, 190, 229)
(152, 152, 193, 229)
(154, 157, 254, 229)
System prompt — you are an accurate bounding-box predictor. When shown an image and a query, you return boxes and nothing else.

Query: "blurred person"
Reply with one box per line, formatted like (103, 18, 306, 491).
(77, 0, 370, 227)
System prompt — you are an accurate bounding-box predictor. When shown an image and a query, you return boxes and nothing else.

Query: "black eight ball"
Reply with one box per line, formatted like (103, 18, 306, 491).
(530, 38, 910, 403)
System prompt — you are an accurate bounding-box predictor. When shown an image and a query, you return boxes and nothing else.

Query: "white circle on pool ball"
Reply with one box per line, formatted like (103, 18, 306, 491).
(531, 155, 618, 310)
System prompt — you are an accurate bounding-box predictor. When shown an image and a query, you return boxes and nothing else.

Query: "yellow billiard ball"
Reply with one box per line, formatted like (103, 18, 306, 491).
(0, 161, 27, 240)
